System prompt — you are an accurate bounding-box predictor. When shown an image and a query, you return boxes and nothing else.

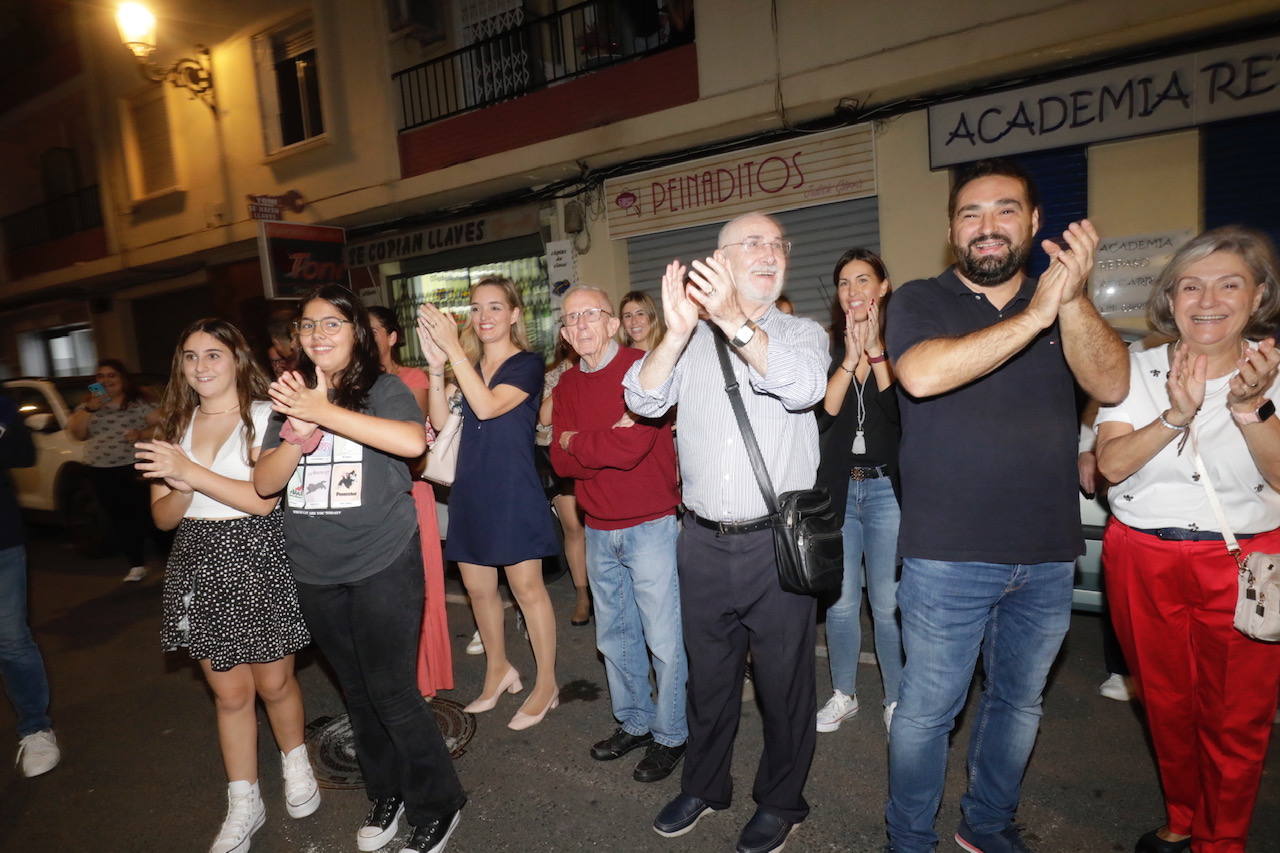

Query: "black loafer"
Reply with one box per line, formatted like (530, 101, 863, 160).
(633, 741, 686, 782)
(736, 808, 796, 853)
(591, 727, 653, 761)
(402, 809, 461, 853)
(653, 793, 720, 838)
(1135, 829, 1191, 852)
(357, 796, 404, 852)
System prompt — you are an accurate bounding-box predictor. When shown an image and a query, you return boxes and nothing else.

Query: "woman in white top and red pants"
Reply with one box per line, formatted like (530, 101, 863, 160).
(1096, 226, 1280, 853)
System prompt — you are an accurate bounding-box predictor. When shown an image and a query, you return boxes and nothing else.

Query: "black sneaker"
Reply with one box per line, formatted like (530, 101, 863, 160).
(633, 741, 686, 782)
(653, 793, 721, 838)
(402, 810, 462, 853)
(357, 796, 404, 852)
(591, 727, 653, 761)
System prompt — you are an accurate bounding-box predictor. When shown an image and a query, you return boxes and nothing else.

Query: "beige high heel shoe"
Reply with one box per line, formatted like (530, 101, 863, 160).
(463, 667, 522, 713)
(507, 689, 560, 731)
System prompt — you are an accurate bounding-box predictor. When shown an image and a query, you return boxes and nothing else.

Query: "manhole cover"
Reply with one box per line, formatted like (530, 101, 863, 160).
(305, 697, 475, 789)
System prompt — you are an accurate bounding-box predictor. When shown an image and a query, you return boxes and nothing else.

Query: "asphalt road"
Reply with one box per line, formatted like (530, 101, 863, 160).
(2, 527, 1277, 852)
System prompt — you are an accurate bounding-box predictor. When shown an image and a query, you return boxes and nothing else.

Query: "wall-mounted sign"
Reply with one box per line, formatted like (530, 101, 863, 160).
(258, 222, 348, 300)
(248, 190, 306, 221)
(544, 239, 576, 320)
(604, 124, 876, 240)
(929, 35, 1280, 167)
(345, 206, 541, 267)
(1090, 229, 1193, 318)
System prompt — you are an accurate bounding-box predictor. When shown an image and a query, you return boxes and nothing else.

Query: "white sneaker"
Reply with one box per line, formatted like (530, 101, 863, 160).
(465, 630, 484, 655)
(122, 565, 148, 583)
(883, 701, 898, 735)
(16, 730, 60, 778)
(1098, 673, 1132, 702)
(280, 744, 320, 818)
(816, 690, 859, 732)
(210, 780, 265, 853)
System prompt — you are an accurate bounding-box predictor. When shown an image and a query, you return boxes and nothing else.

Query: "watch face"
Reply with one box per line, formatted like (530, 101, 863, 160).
(1260, 400, 1276, 421)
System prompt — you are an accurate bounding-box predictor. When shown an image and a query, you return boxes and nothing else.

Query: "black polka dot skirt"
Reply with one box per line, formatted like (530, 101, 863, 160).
(161, 509, 310, 672)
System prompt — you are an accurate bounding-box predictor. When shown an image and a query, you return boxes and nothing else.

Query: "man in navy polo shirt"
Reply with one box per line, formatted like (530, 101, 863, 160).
(882, 159, 1128, 853)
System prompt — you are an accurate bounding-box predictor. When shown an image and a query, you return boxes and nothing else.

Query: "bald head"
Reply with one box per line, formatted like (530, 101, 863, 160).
(718, 212, 783, 249)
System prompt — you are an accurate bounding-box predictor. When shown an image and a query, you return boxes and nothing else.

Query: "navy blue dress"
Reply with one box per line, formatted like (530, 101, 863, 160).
(445, 350, 559, 565)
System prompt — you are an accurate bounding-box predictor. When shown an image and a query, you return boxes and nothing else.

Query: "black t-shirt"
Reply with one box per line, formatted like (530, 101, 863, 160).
(817, 346, 901, 513)
(262, 373, 422, 584)
(0, 394, 34, 550)
(885, 267, 1082, 564)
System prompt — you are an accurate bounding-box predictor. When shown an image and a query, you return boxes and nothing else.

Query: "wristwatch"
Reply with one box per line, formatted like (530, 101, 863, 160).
(729, 319, 759, 348)
(1232, 398, 1276, 425)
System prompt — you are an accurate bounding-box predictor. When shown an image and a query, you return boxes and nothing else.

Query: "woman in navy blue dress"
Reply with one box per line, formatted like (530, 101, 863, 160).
(418, 277, 560, 731)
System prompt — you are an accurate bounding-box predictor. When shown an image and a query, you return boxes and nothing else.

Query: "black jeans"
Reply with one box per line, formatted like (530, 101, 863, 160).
(88, 465, 152, 567)
(677, 518, 817, 823)
(296, 534, 465, 823)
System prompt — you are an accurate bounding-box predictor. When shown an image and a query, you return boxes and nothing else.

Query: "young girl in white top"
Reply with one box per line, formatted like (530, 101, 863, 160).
(135, 319, 316, 853)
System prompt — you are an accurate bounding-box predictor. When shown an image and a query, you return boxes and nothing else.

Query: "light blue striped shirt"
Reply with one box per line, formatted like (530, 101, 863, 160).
(623, 308, 829, 522)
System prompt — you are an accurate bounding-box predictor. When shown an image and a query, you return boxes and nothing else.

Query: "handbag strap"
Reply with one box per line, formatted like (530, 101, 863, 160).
(1189, 430, 1243, 559)
(712, 331, 780, 517)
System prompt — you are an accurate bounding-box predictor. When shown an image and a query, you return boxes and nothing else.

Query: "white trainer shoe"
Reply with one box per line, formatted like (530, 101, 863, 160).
(210, 780, 265, 853)
(883, 701, 898, 735)
(465, 630, 484, 655)
(1098, 673, 1133, 702)
(122, 565, 148, 583)
(16, 730, 60, 777)
(816, 690, 859, 732)
(281, 744, 320, 818)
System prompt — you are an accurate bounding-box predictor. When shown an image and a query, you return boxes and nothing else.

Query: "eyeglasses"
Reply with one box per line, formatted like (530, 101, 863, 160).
(562, 307, 613, 326)
(720, 237, 792, 256)
(294, 318, 353, 336)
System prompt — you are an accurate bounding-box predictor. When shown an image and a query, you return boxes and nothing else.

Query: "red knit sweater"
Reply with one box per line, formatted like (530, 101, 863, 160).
(550, 347, 679, 530)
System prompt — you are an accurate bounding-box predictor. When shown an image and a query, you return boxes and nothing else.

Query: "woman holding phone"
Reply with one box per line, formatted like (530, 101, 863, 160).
(254, 285, 464, 853)
(68, 359, 160, 582)
(135, 319, 316, 853)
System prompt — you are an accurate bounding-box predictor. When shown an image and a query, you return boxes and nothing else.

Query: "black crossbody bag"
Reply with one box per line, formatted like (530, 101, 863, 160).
(713, 332, 844, 595)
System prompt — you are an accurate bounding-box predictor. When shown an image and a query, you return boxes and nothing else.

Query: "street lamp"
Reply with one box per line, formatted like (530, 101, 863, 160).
(115, 2, 214, 106)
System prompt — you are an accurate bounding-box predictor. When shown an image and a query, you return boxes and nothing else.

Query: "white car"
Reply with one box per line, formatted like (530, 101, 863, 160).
(4, 377, 109, 554)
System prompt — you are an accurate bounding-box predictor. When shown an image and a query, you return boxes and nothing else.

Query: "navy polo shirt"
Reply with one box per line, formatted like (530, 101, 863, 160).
(885, 267, 1082, 564)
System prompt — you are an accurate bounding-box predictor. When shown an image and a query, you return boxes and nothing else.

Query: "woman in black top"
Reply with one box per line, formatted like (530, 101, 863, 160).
(814, 248, 904, 735)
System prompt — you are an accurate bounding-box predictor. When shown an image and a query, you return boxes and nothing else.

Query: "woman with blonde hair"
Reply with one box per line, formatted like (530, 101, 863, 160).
(618, 290, 665, 351)
(135, 318, 316, 853)
(1096, 225, 1280, 853)
(418, 277, 561, 730)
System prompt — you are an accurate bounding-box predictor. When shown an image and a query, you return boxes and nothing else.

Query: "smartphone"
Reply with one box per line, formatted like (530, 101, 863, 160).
(88, 382, 108, 398)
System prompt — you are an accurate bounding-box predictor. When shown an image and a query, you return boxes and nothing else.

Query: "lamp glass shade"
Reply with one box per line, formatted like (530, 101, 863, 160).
(116, 2, 157, 58)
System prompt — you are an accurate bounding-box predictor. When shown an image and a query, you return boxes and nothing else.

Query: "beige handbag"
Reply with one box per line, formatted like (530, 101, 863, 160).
(423, 391, 462, 487)
(1192, 442, 1280, 642)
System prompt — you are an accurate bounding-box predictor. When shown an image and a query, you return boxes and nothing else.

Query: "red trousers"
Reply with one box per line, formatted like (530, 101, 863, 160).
(1103, 520, 1280, 853)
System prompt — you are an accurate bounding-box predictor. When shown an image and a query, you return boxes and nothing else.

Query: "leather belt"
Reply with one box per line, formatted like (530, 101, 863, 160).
(851, 465, 888, 480)
(1132, 526, 1256, 542)
(687, 510, 774, 535)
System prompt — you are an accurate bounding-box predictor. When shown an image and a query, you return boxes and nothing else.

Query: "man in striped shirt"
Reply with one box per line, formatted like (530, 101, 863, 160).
(624, 212, 829, 853)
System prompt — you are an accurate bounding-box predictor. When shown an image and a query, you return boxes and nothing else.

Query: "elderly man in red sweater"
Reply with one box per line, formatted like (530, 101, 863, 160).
(551, 284, 687, 783)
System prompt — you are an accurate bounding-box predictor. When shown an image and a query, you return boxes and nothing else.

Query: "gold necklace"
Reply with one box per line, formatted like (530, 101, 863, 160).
(198, 403, 240, 415)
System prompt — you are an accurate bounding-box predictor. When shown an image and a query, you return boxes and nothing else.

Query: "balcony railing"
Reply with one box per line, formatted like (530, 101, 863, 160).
(393, 0, 694, 131)
(2, 185, 102, 251)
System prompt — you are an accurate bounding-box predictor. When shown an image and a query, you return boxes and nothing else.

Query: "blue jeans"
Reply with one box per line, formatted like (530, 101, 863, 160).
(585, 515, 687, 746)
(0, 545, 52, 738)
(825, 477, 902, 704)
(885, 558, 1073, 852)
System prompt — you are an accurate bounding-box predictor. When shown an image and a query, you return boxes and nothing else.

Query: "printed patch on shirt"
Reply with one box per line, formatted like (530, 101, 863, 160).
(287, 468, 305, 508)
(310, 432, 334, 464)
(333, 435, 363, 463)
(330, 463, 362, 508)
(303, 466, 331, 510)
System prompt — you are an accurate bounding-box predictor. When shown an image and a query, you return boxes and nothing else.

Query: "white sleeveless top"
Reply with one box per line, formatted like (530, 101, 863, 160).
(179, 400, 274, 520)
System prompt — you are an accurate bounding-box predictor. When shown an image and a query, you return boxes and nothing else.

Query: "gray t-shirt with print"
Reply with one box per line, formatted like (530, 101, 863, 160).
(262, 373, 422, 585)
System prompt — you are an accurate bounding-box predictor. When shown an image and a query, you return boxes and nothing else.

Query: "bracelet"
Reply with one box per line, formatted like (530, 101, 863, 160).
(1158, 411, 1190, 431)
(280, 420, 324, 453)
(839, 363, 855, 374)
(428, 371, 444, 377)
(867, 352, 887, 364)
